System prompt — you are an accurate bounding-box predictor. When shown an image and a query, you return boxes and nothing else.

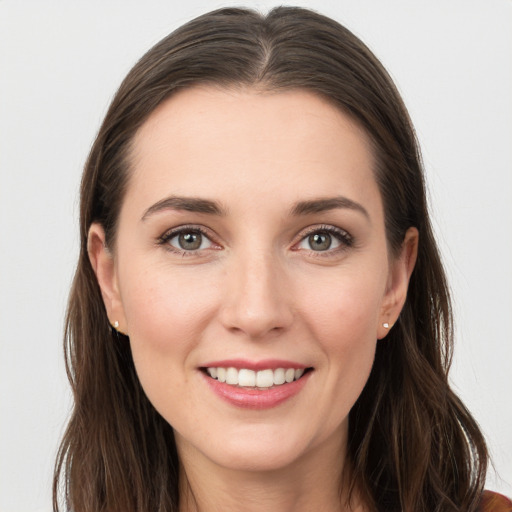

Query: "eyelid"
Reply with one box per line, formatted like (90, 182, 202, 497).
(157, 224, 222, 254)
(156, 223, 353, 256)
(292, 224, 354, 253)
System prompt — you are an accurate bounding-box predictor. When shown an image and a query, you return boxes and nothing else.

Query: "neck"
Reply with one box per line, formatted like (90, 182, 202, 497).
(177, 431, 365, 512)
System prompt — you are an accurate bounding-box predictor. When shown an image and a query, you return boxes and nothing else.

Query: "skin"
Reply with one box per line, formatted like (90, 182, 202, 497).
(89, 87, 418, 512)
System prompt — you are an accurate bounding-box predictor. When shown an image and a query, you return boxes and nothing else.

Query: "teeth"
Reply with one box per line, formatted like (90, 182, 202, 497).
(256, 369, 274, 388)
(225, 367, 238, 385)
(217, 367, 226, 383)
(238, 369, 256, 387)
(205, 366, 307, 388)
(273, 368, 285, 385)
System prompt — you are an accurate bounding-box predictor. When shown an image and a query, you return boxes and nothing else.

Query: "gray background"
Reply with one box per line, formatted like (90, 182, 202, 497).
(1, 1, 511, 510)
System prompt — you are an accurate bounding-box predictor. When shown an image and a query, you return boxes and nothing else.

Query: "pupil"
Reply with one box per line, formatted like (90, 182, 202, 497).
(309, 232, 331, 251)
(179, 232, 202, 250)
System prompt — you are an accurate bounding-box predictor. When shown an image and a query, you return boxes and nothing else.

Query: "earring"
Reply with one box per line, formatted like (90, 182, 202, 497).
(383, 322, 390, 329)
(111, 320, 127, 337)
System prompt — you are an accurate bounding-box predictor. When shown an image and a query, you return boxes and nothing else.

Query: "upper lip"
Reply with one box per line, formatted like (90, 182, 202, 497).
(200, 359, 309, 371)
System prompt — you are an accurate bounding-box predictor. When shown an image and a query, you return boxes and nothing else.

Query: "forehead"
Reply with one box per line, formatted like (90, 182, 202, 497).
(133, 85, 372, 159)
(126, 86, 379, 216)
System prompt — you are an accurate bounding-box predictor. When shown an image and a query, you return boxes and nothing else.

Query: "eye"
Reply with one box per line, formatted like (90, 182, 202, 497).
(301, 232, 338, 251)
(160, 227, 216, 252)
(297, 231, 340, 251)
(169, 230, 211, 251)
(295, 226, 353, 253)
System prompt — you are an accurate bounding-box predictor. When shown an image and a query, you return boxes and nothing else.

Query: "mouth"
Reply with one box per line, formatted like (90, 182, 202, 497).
(200, 361, 314, 409)
(201, 366, 313, 389)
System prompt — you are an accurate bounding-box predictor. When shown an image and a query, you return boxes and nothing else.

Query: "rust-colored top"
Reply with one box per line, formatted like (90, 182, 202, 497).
(479, 491, 512, 511)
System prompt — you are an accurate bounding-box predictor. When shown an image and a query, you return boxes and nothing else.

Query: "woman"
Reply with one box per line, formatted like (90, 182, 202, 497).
(53, 7, 511, 512)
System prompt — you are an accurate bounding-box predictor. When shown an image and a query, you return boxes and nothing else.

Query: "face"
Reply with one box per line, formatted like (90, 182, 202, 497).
(90, 87, 416, 474)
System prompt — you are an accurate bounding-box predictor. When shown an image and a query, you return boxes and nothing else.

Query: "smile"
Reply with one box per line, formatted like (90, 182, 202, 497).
(205, 367, 306, 388)
(200, 359, 313, 409)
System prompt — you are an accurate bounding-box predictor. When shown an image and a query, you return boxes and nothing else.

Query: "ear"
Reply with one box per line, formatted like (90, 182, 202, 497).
(377, 227, 418, 339)
(87, 223, 128, 335)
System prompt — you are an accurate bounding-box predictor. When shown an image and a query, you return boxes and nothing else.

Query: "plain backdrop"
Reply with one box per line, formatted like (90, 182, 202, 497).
(1, 1, 511, 510)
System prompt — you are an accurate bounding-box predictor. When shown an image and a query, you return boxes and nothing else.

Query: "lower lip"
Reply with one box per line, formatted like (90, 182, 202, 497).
(201, 371, 311, 410)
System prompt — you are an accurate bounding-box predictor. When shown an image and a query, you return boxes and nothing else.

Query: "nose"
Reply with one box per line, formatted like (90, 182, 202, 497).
(219, 249, 294, 340)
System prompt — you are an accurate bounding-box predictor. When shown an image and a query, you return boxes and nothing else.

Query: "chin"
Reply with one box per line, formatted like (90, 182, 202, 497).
(178, 423, 315, 473)
(212, 444, 306, 473)
(202, 422, 342, 475)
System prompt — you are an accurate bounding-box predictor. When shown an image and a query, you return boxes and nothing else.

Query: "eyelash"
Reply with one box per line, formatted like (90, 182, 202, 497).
(157, 225, 218, 257)
(293, 224, 354, 256)
(157, 224, 354, 257)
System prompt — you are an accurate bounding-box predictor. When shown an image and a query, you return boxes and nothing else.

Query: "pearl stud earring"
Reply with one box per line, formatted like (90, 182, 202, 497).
(383, 322, 390, 329)
(114, 321, 119, 329)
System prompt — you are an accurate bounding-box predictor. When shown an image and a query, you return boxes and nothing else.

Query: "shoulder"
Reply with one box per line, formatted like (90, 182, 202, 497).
(479, 491, 512, 512)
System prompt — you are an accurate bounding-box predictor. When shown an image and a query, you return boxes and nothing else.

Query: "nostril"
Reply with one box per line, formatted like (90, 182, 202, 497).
(218, 265, 294, 337)
(220, 302, 294, 339)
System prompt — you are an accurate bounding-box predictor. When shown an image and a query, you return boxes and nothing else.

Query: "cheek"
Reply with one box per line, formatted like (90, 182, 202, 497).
(298, 270, 384, 400)
(120, 263, 219, 353)
(315, 292, 378, 384)
(118, 265, 221, 424)
(301, 268, 384, 344)
(115, 265, 219, 413)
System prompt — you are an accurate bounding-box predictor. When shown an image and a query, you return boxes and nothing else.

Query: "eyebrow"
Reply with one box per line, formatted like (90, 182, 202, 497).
(141, 196, 226, 220)
(290, 196, 370, 220)
(141, 194, 369, 221)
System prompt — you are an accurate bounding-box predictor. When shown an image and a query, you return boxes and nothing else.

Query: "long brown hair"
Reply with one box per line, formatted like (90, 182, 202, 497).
(54, 7, 488, 512)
